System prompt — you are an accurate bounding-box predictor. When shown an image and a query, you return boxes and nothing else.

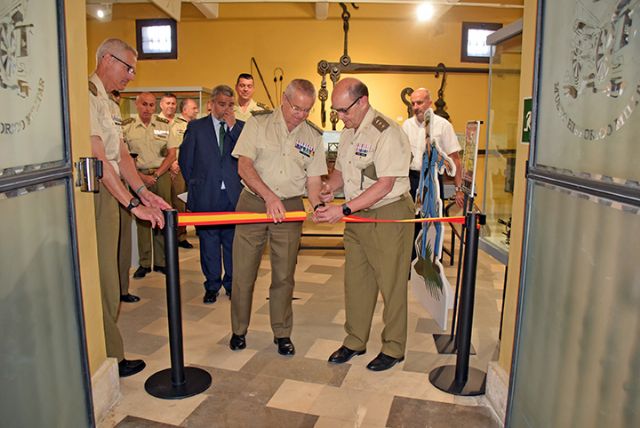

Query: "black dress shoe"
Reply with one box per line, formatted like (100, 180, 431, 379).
(118, 359, 146, 377)
(133, 266, 151, 279)
(225, 290, 232, 299)
(366, 352, 404, 371)
(120, 293, 140, 303)
(274, 337, 295, 356)
(229, 334, 246, 350)
(328, 346, 366, 364)
(203, 290, 217, 304)
(178, 240, 194, 249)
(153, 265, 166, 275)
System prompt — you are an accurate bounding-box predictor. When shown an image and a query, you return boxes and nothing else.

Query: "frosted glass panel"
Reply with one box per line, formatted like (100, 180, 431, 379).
(534, 1, 640, 186)
(0, 0, 65, 171)
(509, 182, 640, 428)
(0, 181, 90, 427)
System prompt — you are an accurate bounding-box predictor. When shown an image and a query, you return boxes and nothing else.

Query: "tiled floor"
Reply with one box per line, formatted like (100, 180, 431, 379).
(100, 220, 505, 428)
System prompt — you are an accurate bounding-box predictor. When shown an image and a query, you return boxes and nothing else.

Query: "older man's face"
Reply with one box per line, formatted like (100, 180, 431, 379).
(211, 94, 234, 120)
(182, 100, 199, 121)
(410, 90, 431, 123)
(108, 50, 137, 91)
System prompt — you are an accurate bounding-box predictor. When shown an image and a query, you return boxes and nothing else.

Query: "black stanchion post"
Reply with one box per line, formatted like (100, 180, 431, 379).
(433, 194, 476, 355)
(145, 210, 212, 399)
(429, 211, 486, 396)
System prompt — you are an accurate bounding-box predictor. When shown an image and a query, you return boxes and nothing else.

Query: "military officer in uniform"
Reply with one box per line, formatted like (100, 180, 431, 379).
(89, 38, 170, 377)
(315, 78, 414, 371)
(159, 92, 177, 124)
(168, 98, 199, 249)
(123, 92, 176, 278)
(233, 73, 270, 121)
(229, 79, 327, 356)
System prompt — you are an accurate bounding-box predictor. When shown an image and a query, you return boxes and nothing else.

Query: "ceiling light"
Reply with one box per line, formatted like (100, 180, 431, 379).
(97, 9, 105, 19)
(417, 3, 435, 22)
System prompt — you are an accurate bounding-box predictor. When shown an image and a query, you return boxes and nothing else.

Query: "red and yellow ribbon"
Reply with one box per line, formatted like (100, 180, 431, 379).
(178, 211, 465, 227)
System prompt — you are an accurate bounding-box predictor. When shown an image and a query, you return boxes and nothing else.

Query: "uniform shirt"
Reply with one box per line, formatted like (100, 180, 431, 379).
(402, 108, 461, 171)
(336, 107, 411, 209)
(168, 114, 189, 156)
(158, 112, 175, 125)
(233, 99, 268, 122)
(232, 108, 327, 199)
(122, 114, 173, 170)
(89, 73, 121, 176)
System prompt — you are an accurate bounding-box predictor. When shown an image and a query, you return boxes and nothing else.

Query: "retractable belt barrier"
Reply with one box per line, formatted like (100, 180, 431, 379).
(178, 211, 466, 226)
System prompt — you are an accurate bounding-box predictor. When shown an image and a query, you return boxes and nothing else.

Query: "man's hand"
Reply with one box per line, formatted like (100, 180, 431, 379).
(140, 173, 156, 187)
(139, 188, 172, 210)
(314, 204, 343, 224)
(131, 205, 166, 229)
(170, 160, 180, 178)
(222, 109, 236, 128)
(265, 196, 286, 223)
(319, 181, 334, 203)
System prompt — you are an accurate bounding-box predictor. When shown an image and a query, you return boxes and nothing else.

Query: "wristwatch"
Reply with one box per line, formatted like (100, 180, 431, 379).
(341, 203, 352, 216)
(126, 197, 141, 211)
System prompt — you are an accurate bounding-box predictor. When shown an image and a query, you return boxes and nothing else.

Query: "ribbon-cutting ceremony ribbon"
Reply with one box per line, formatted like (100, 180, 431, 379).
(178, 211, 465, 227)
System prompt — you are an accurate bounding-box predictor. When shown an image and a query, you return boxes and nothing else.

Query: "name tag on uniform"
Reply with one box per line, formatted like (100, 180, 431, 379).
(154, 129, 169, 139)
(113, 116, 122, 126)
(355, 143, 371, 157)
(295, 140, 315, 157)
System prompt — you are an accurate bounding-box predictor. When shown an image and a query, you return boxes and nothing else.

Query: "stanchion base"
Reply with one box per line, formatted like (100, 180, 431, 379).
(429, 365, 486, 396)
(145, 367, 212, 399)
(432, 334, 476, 355)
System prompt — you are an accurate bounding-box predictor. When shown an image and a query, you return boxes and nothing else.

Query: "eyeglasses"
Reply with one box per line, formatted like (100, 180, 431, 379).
(111, 54, 136, 76)
(284, 94, 313, 115)
(331, 95, 362, 114)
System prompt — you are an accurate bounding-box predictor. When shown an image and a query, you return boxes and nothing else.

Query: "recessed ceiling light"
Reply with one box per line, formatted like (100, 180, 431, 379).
(417, 3, 435, 22)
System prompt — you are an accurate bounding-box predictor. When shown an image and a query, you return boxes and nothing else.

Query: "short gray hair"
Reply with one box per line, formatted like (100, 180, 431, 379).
(96, 38, 137, 65)
(211, 85, 235, 99)
(284, 79, 316, 100)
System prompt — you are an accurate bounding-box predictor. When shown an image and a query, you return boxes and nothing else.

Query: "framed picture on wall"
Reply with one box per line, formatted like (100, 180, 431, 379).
(136, 18, 178, 60)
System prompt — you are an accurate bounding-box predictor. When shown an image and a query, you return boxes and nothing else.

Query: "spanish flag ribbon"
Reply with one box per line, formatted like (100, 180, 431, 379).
(178, 211, 465, 226)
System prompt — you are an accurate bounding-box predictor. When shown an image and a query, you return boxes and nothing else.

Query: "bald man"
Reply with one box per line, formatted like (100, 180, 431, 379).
(403, 88, 463, 207)
(315, 78, 414, 372)
(123, 92, 176, 279)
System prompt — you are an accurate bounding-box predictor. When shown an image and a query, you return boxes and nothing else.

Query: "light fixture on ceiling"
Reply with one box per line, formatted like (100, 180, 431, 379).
(86, 3, 112, 22)
(416, 2, 435, 22)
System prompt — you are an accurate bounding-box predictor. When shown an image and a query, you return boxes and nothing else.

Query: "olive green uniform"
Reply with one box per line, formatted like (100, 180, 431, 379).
(231, 109, 327, 338)
(233, 99, 269, 122)
(123, 114, 174, 268)
(108, 94, 133, 296)
(168, 115, 189, 241)
(335, 107, 413, 358)
(89, 73, 126, 361)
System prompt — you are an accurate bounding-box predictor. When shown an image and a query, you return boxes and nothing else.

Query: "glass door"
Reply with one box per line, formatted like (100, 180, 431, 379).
(0, 0, 93, 426)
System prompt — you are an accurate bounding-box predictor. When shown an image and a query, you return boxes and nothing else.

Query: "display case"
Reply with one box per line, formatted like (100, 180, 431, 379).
(120, 86, 212, 119)
(480, 22, 522, 263)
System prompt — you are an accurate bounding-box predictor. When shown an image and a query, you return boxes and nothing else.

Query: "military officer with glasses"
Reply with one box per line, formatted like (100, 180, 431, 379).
(89, 38, 170, 377)
(229, 79, 327, 356)
(314, 77, 414, 372)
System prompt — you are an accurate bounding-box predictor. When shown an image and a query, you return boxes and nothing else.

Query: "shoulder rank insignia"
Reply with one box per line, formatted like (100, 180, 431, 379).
(305, 119, 323, 135)
(89, 81, 98, 96)
(155, 116, 170, 124)
(251, 109, 273, 116)
(121, 117, 135, 126)
(372, 116, 389, 132)
(256, 102, 271, 110)
(176, 116, 187, 123)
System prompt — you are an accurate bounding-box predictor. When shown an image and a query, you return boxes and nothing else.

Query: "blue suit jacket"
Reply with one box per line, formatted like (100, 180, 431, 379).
(178, 115, 244, 212)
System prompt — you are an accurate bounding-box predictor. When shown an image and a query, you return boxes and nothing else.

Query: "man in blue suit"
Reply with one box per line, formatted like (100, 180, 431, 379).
(179, 85, 244, 304)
